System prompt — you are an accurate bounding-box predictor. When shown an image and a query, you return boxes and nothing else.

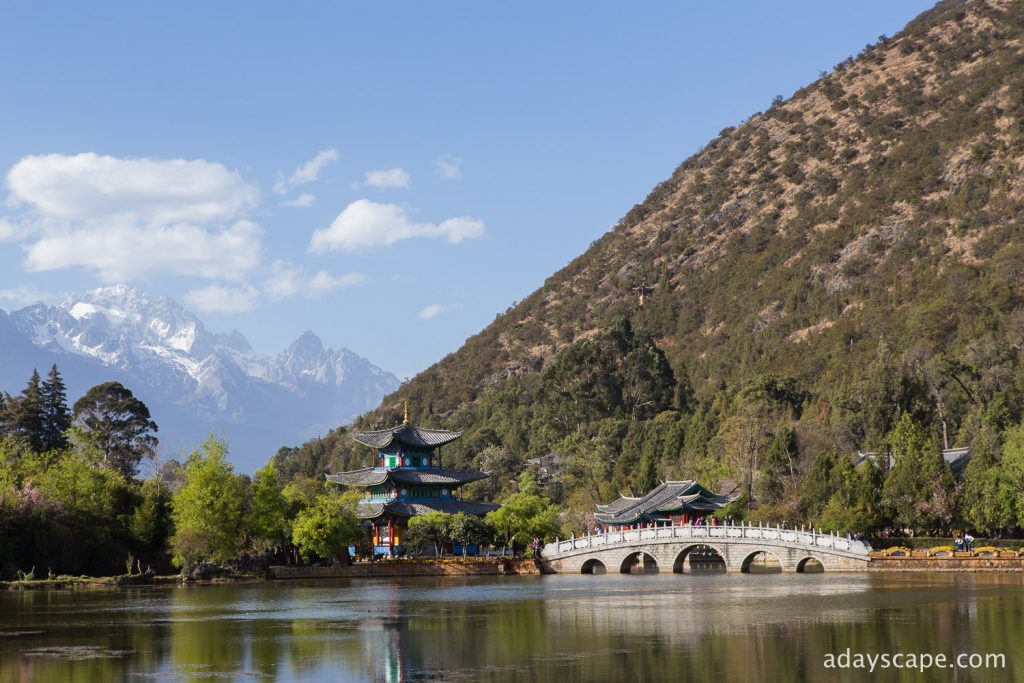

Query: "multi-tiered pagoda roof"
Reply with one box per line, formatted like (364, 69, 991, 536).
(326, 419, 498, 541)
(350, 423, 464, 449)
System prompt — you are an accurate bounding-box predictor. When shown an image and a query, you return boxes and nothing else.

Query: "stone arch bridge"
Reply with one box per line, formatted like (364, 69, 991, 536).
(540, 523, 871, 574)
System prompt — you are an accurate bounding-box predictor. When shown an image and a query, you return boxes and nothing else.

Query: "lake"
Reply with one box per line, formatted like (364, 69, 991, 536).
(1, 573, 1021, 682)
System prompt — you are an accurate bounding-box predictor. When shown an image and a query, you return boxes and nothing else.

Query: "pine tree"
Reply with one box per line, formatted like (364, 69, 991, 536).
(0, 392, 8, 437)
(8, 369, 45, 452)
(40, 364, 71, 452)
(632, 453, 659, 496)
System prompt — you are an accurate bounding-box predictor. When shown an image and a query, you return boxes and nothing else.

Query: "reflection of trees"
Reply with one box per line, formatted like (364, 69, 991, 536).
(4, 576, 1024, 681)
(170, 586, 246, 676)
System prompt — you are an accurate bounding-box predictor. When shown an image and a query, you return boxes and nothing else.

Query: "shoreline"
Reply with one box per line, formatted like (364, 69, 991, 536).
(7, 555, 1024, 590)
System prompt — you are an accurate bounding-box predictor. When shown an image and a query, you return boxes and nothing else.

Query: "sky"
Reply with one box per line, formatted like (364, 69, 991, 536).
(0, 1, 936, 380)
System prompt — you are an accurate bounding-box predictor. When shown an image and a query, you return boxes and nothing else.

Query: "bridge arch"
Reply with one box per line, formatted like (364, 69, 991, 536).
(620, 551, 659, 574)
(796, 557, 825, 573)
(580, 558, 607, 575)
(672, 544, 727, 573)
(740, 550, 783, 573)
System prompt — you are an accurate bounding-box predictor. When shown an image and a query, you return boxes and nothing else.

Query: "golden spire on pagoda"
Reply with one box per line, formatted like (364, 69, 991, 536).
(403, 400, 410, 425)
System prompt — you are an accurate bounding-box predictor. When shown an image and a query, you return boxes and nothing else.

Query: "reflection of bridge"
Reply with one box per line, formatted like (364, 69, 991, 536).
(540, 523, 871, 573)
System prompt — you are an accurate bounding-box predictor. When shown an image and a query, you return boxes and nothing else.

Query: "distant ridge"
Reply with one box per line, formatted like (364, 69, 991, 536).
(0, 285, 399, 471)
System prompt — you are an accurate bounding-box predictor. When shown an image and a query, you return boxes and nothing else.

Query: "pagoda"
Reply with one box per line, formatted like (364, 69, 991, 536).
(326, 406, 498, 555)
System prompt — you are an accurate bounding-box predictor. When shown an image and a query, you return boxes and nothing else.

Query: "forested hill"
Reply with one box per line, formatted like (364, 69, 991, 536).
(276, 0, 1024, 529)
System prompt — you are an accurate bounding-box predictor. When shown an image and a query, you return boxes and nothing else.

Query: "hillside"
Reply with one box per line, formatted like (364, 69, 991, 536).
(279, 0, 1024, 526)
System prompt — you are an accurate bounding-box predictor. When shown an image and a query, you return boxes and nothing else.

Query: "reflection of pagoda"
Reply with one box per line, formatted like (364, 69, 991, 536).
(326, 406, 498, 555)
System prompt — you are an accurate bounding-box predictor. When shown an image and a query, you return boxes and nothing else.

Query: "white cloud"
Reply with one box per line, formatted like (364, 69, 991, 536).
(0, 218, 25, 242)
(184, 283, 260, 313)
(360, 168, 411, 189)
(24, 219, 263, 282)
(3, 153, 263, 282)
(309, 199, 484, 253)
(417, 303, 461, 321)
(264, 260, 367, 301)
(431, 154, 462, 180)
(6, 153, 257, 223)
(281, 193, 316, 208)
(273, 148, 338, 195)
(308, 270, 368, 297)
(264, 260, 304, 301)
(0, 285, 53, 308)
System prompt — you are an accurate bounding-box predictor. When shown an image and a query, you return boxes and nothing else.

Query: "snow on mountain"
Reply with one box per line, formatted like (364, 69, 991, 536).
(1, 285, 399, 471)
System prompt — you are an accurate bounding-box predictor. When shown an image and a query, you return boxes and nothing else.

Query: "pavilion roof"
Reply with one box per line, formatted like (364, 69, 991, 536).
(594, 480, 735, 525)
(853, 446, 972, 477)
(357, 499, 500, 520)
(326, 467, 490, 487)
(353, 423, 463, 449)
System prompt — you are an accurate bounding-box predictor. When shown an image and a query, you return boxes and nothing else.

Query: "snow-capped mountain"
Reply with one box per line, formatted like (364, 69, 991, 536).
(0, 285, 399, 471)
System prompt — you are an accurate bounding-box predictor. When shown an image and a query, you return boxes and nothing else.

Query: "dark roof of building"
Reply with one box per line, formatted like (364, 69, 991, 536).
(357, 499, 500, 519)
(594, 481, 735, 525)
(353, 423, 463, 449)
(326, 468, 489, 487)
(853, 447, 972, 477)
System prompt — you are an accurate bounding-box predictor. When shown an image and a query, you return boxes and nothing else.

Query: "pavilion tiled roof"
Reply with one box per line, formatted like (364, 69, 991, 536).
(357, 499, 500, 520)
(853, 446, 972, 477)
(326, 468, 490, 487)
(595, 480, 735, 525)
(353, 423, 463, 449)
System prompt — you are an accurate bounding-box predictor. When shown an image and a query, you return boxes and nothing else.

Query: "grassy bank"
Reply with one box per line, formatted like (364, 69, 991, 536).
(1, 570, 269, 590)
(0, 573, 181, 590)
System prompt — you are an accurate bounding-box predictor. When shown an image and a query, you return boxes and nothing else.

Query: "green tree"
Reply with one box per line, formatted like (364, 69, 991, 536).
(246, 462, 289, 552)
(486, 474, 560, 553)
(6, 370, 45, 452)
(405, 511, 452, 556)
(129, 478, 172, 557)
(447, 512, 493, 553)
(291, 491, 363, 563)
(1000, 424, 1024, 530)
(632, 453, 659, 496)
(960, 426, 1013, 534)
(815, 456, 883, 533)
(761, 427, 797, 503)
(799, 449, 843, 520)
(881, 413, 955, 531)
(40, 364, 71, 452)
(170, 436, 245, 571)
(73, 382, 159, 477)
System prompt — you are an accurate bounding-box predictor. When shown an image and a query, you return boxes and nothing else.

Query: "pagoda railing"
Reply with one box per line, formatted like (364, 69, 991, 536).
(543, 521, 871, 557)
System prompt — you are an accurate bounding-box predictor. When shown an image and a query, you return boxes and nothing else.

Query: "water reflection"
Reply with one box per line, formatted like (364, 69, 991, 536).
(1, 574, 1022, 682)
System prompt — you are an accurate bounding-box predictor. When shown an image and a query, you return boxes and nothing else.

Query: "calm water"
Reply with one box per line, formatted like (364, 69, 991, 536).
(1, 573, 1022, 682)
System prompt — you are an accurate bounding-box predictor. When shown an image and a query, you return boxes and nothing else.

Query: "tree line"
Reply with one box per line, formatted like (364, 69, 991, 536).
(0, 367, 563, 580)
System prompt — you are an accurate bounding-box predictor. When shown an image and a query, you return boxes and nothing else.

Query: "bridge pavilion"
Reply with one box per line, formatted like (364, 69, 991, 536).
(326, 410, 498, 556)
(595, 480, 736, 531)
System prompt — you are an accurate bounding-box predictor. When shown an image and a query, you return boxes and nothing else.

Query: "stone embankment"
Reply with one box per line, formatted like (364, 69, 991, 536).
(268, 558, 539, 580)
(869, 548, 1024, 572)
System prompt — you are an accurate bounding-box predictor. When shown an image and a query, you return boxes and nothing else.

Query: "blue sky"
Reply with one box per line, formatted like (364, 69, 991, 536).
(0, 1, 935, 379)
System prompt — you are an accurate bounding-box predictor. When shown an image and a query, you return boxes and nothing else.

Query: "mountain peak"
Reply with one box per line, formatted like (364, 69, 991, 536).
(346, 0, 1024, 484)
(2, 285, 399, 471)
(224, 328, 253, 354)
(288, 330, 325, 357)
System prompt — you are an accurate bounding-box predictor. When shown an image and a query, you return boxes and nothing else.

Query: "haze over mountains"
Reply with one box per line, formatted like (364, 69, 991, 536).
(0, 285, 399, 471)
